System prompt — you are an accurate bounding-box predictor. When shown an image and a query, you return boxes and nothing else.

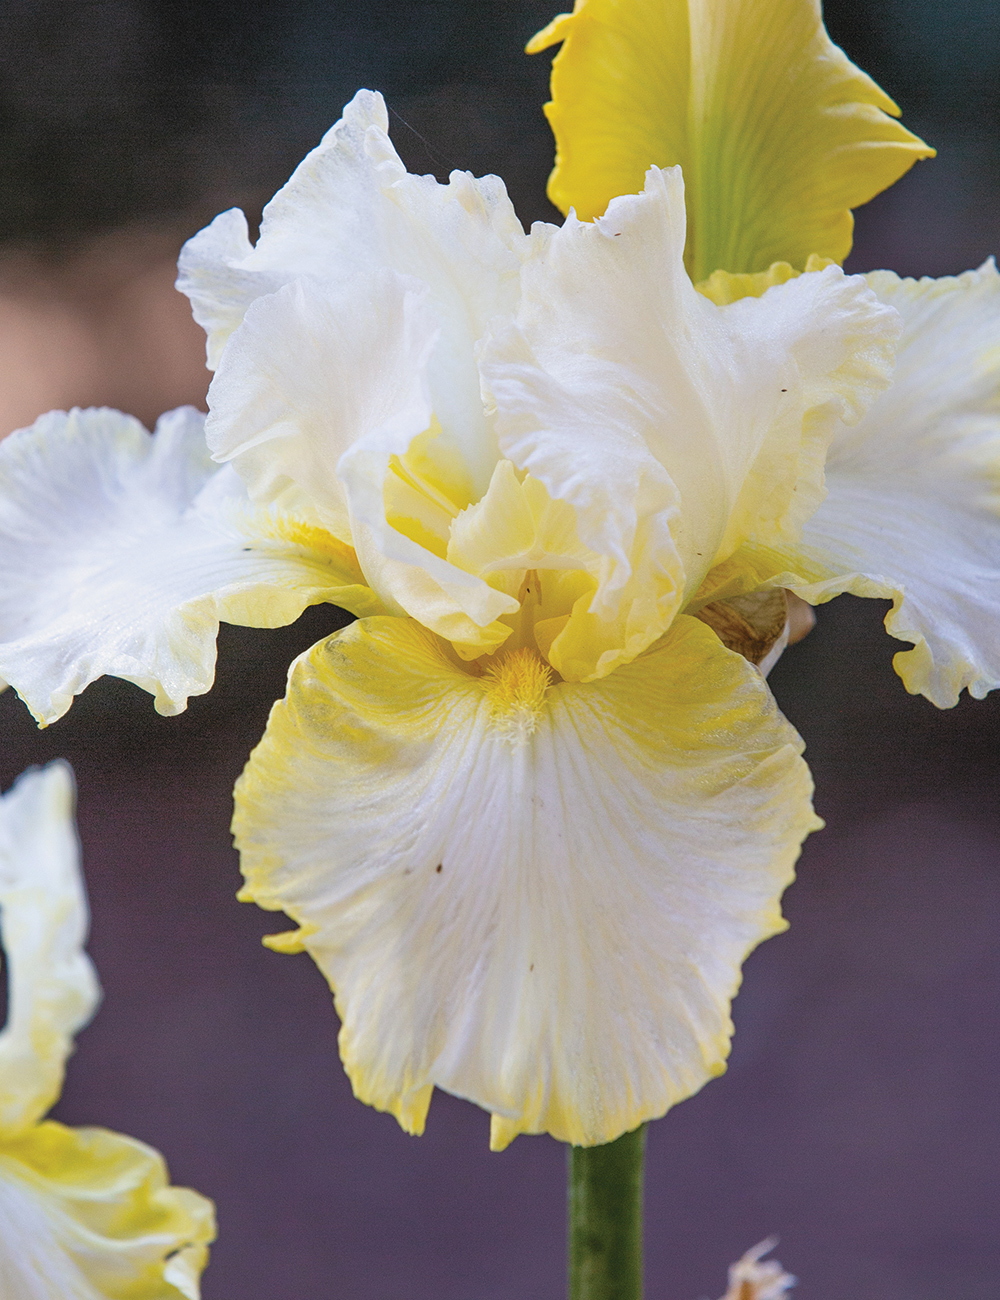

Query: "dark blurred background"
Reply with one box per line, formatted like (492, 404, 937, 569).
(0, 2, 998, 1297)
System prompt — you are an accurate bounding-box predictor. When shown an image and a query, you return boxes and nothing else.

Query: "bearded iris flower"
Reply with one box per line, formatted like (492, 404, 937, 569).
(0, 762, 214, 1298)
(0, 86, 898, 1150)
(0, 0, 997, 1168)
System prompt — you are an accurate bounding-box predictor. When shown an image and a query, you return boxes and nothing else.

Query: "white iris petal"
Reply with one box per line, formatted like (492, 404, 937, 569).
(735, 260, 1000, 706)
(0, 406, 378, 724)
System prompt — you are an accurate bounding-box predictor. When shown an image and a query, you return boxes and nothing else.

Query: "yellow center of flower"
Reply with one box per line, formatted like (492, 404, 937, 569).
(374, 412, 679, 685)
(384, 419, 476, 559)
(481, 647, 553, 742)
(381, 431, 605, 673)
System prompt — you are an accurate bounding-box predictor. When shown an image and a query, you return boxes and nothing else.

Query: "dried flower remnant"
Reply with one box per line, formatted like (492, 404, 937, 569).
(718, 1238, 796, 1300)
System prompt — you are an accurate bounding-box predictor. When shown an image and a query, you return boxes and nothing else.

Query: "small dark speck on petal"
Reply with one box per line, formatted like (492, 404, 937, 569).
(243, 546, 252, 552)
(781, 388, 787, 393)
(436, 863, 443, 873)
(530, 963, 534, 971)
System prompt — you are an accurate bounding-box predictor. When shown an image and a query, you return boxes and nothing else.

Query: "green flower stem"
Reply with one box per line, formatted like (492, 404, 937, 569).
(568, 1124, 647, 1300)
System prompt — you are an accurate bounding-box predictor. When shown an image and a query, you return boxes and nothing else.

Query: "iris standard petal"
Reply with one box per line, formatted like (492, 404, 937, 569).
(180, 88, 526, 494)
(205, 269, 438, 538)
(208, 270, 519, 651)
(724, 262, 1000, 707)
(0, 1121, 214, 1299)
(234, 615, 819, 1149)
(0, 764, 98, 1138)
(0, 406, 378, 725)
(173, 207, 282, 371)
(481, 165, 899, 652)
(528, 0, 933, 280)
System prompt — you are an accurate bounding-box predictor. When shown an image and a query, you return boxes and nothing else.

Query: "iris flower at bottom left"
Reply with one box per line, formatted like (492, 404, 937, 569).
(0, 761, 215, 1299)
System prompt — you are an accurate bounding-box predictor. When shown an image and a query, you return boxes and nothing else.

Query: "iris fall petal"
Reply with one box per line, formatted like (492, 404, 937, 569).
(0, 1122, 213, 1300)
(234, 615, 819, 1148)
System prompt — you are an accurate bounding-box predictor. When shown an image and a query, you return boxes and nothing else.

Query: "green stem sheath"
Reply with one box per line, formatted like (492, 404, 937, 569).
(568, 1124, 647, 1300)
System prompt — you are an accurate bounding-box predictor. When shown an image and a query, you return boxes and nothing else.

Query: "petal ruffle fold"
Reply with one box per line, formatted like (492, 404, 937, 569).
(0, 1121, 214, 1300)
(0, 407, 379, 724)
(717, 262, 1000, 707)
(234, 615, 819, 1148)
(207, 272, 519, 651)
(205, 269, 437, 542)
(179, 88, 526, 495)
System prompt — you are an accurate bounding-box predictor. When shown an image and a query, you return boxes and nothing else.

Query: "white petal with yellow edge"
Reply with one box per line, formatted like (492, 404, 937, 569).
(481, 168, 898, 636)
(758, 263, 1000, 707)
(0, 764, 98, 1138)
(0, 406, 378, 725)
(235, 615, 819, 1149)
(179, 88, 526, 494)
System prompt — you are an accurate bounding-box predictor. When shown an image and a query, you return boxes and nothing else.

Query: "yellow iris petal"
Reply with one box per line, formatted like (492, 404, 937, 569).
(0, 1121, 215, 1299)
(696, 254, 835, 305)
(529, 0, 934, 280)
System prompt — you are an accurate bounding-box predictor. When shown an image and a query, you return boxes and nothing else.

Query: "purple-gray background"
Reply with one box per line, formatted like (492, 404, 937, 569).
(1, 1, 999, 1296)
